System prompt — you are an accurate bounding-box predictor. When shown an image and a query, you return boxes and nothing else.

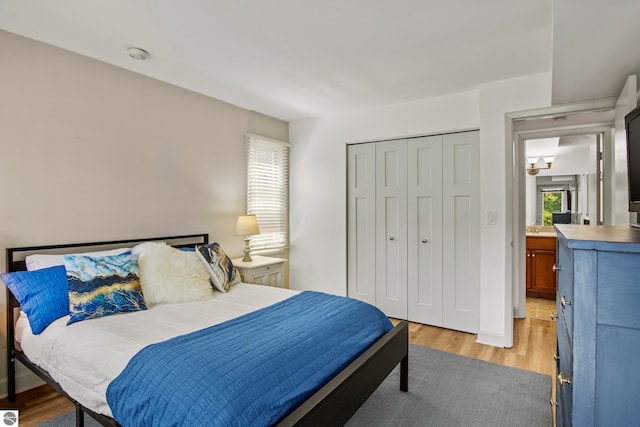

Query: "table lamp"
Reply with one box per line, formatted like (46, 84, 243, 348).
(236, 215, 260, 262)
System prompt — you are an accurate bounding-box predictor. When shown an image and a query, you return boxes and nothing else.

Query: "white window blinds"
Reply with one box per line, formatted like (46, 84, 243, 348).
(246, 134, 290, 251)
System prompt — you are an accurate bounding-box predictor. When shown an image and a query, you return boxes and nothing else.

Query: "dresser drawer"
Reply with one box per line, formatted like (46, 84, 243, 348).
(556, 320, 573, 379)
(556, 241, 574, 340)
(556, 374, 573, 427)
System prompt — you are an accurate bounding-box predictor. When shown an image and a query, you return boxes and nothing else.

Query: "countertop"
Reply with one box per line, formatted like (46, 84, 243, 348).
(525, 226, 557, 238)
(555, 224, 640, 251)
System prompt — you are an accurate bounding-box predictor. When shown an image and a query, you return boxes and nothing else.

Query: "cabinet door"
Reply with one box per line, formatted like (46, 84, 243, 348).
(526, 250, 533, 290)
(251, 269, 283, 287)
(442, 131, 480, 333)
(375, 140, 408, 319)
(347, 143, 376, 305)
(407, 135, 443, 326)
(531, 249, 556, 297)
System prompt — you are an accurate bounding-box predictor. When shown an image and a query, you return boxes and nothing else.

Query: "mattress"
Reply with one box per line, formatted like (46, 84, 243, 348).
(16, 283, 299, 417)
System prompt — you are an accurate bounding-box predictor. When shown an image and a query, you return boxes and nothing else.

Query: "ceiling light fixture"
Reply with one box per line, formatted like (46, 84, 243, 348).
(127, 47, 149, 60)
(527, 156, 556, 176)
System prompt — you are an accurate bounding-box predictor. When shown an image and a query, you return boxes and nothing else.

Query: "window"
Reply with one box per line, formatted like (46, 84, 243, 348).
(246, 134, 290, 252)
(542, 191, 563, 225)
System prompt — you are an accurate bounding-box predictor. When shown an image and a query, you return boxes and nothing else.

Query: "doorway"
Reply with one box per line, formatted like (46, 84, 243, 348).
(507, 98, 618, 319)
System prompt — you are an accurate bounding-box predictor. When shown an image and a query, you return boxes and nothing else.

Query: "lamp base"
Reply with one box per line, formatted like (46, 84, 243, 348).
(242, 237, 253, 262)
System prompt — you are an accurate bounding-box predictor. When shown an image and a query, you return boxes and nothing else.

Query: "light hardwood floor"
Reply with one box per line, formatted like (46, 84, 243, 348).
(0, 298, 556, 427)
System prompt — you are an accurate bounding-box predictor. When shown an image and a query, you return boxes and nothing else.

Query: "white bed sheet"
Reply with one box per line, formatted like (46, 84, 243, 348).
(16, 283, 299, 417)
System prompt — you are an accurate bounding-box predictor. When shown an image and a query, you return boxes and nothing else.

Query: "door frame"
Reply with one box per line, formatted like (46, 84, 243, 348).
(506, 98, 617, 319)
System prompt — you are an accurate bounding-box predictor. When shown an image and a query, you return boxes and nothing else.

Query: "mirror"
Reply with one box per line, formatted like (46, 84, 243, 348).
(525, 134, 602, 226)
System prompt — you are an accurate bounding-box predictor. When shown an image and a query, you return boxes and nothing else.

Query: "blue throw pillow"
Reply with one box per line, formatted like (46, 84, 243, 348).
(1, 265, 69, 334)
(63, 252, 147, 325)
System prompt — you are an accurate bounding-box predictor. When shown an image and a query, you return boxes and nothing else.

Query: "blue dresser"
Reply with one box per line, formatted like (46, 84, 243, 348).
(554, 225, 640, 426)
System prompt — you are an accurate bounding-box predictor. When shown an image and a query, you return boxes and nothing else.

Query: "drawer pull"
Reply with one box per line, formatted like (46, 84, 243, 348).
(561, 296, 572, 308)
(389, 236, 395, 241)
(421, 238, 428, 243)
(557, 373, 572, 387)
(552, 264, 560, 272)
(550, 313, 557, 321)
(549, 400, 558, 407)
(553, 354, 560, 362)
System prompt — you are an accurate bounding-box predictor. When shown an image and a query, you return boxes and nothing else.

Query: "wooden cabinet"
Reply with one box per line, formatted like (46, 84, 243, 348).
(526, 236, 557, 299)
(554, 224, 640, 426)
(232, 256, 286, 288)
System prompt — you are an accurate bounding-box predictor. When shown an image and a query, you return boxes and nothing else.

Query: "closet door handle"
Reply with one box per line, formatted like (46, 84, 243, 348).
(421, 239, 428, 243)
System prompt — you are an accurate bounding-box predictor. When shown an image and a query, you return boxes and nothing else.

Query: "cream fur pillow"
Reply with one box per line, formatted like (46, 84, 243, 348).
(132, 242, 214, 305)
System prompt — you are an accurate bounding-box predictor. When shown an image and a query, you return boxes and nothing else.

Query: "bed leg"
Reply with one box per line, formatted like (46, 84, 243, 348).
(75, 405, 84, 427)
(400, 354, 408, 392)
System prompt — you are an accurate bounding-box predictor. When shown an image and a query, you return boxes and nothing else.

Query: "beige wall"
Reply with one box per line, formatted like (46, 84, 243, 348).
(0, 30, 288, 394)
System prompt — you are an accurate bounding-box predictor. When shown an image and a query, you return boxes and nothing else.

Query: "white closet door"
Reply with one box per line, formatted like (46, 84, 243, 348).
(347, 143, 376, 305)
(375, 140, 408, 319)
(442, 131, 480, 333)
(407, 136, 444, 325)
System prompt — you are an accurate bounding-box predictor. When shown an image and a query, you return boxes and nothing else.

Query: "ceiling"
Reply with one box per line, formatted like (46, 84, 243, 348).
(1, 1, 638, 122)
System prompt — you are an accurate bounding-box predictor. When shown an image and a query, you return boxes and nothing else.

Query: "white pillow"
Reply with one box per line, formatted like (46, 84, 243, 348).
(132, 242, 214, 305)
(26, 247, 131, 271)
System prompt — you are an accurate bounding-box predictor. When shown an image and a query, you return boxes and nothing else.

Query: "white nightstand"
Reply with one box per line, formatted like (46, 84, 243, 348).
(232, 255, 286, 288)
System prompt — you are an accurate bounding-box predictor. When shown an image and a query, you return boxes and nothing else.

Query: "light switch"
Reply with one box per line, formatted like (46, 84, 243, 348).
(486, 210, 497, 225)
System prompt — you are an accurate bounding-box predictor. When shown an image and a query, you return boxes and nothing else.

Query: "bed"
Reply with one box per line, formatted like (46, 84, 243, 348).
(4, 234, 408, 427)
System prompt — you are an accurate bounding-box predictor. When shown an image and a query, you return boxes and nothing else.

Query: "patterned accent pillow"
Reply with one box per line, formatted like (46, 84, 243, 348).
(63, 252, 147, 325)
(1, 265, 69, 334)
(195, 243, 242, 292)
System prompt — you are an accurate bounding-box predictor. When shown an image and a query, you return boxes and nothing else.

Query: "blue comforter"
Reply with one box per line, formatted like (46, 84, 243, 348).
(106, 291, 392, 427)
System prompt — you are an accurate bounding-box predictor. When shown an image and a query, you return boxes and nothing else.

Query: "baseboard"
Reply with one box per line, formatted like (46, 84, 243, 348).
(0, 368, 45, 400)
(476, 330, 510, 348)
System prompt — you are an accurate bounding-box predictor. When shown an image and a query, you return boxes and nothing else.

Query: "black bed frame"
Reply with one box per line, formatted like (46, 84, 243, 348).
(5, 234, 409, 427)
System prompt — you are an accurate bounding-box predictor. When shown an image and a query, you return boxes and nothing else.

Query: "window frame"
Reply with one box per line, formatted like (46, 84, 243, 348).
(246, 133, 291, 253)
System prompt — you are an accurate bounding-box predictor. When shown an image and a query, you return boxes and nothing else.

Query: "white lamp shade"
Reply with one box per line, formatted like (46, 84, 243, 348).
(236, 215, 260, 236)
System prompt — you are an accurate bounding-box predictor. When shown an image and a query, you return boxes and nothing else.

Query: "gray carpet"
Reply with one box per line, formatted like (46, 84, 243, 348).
(37, 345, 551, 427)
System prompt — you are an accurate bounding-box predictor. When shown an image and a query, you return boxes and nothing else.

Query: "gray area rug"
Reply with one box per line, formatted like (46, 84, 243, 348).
(37, 345, 551, 427)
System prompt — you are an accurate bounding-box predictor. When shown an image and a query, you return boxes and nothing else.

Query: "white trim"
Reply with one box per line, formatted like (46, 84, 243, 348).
(476, 330, 510, 348)
(246, 133, 292, 148)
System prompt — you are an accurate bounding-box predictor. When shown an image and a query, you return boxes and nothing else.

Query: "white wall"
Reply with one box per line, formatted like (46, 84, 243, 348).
(0, 30, 288, 396)
(290, 72, 551, 347)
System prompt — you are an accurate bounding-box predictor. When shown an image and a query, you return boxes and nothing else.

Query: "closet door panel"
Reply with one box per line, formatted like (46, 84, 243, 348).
(347, 144, 376, 305)
(407, 136, 443, 325)
(442, 131, 480, 333)
(375, 140, 408, 319)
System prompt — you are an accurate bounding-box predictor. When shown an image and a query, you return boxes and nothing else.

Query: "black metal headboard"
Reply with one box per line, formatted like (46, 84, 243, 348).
(3, 233, 208, 403)
(6, 233, 208, 273)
